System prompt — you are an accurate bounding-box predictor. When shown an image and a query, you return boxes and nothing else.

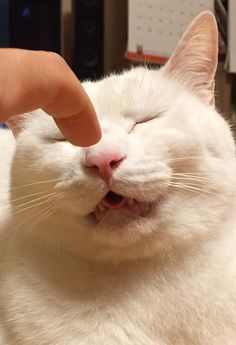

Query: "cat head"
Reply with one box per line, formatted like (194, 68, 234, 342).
(8, 12, 236, 262)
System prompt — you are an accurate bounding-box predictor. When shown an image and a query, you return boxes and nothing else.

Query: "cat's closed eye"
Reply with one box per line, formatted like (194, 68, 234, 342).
(130, 115, 158, 133)
(44, 136, 67, 143)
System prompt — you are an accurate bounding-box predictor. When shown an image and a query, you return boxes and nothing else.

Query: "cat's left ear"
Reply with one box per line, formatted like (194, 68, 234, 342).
(163, 11, 218, 107)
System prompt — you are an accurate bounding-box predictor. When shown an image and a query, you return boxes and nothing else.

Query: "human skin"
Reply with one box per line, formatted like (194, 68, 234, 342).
(0, 48, 101, 146)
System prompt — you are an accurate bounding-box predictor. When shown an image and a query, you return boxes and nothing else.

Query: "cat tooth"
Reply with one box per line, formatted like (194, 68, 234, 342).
(127, 198, 134, 206)
(95, 209, 101, 221)
(98, 204, 106, 212)
(95, 204, 108, 222)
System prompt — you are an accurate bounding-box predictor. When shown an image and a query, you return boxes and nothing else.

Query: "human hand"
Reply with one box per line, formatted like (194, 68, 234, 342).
(0, 48, 101, 146)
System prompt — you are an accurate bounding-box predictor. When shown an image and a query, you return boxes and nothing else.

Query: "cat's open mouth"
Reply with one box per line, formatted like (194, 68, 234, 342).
(94, 191, 153, 222)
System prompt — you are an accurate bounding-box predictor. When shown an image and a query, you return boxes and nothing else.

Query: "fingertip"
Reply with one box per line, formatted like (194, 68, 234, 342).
(54, 111, 102, 147)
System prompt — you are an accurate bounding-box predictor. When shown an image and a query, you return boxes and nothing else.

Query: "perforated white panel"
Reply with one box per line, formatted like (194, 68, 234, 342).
(128, 0, 214, 62)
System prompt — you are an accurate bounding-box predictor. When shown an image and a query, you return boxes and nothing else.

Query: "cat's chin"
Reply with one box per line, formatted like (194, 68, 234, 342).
(82, 192, 163, 252)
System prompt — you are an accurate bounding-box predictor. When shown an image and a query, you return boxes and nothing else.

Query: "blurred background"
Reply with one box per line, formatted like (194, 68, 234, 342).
(0, 0, 235, 128)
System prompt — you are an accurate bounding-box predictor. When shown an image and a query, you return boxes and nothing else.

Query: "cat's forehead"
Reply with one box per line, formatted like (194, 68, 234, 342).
(82, 67, 172, 121)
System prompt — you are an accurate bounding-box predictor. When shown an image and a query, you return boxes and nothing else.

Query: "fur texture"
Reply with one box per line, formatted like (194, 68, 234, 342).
(0, 12, 236, 345)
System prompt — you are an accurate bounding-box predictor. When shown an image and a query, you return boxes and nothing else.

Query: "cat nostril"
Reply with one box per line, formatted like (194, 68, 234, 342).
(85, 152, 125, 181)
(110, 158, 122, 168)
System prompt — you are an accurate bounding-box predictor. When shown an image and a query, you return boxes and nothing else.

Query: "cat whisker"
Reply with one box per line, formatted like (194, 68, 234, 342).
(10, 192, 64, 243)
(11, 208, 55, 247)
(167, 183, 210, 198)
(0, 190, 52, 207)
(27, 204, 58, 234)
(8, 204, 51, 244)
(171, 175, 217, 184)
(24, 194, 65, 244)
(11, 192, 57, 211)
(172, 172, 217, 180)
(167, 181, 224, 200)
(172, 172, 212, 177)
(9, 178, 62, 192)
(166, 156, 203, 163)
(173, 172, 215, 176)
(11, 193, 59, 216)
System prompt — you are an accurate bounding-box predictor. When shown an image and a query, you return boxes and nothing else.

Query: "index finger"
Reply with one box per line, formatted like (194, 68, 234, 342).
(0, 49, 101, 146)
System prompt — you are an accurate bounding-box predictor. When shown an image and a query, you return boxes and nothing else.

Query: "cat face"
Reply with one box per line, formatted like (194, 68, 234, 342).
(9, 12, 236, 261)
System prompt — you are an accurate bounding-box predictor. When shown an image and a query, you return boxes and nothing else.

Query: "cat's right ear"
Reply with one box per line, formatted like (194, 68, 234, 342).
(6, 114, 28, 136)
(163, 11, 218, 107)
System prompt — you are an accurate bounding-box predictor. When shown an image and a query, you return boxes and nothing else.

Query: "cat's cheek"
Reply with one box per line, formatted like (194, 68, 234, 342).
(54, 177, 107, 216)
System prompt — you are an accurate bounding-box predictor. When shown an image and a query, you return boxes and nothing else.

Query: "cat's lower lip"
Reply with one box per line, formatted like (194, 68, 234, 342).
(93, 191, 154, 222)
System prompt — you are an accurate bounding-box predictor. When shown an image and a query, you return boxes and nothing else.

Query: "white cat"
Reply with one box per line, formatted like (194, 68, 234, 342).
(0, 11, 236, 345)
(0, 129, 15, 228)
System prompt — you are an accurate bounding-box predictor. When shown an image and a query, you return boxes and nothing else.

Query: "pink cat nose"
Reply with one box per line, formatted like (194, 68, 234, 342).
(85, 151, 125, 181)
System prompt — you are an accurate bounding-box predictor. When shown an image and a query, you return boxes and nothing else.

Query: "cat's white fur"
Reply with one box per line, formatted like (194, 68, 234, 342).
(0, 130, 15, 227)
(1, 12, 236, 345)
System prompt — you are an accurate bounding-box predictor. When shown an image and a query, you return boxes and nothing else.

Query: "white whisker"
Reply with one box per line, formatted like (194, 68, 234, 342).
(27, 205, 57, 233)
(173, 172, 215, 177)
(11, 194, 58, 216)
(166, 156, 203, 163)
(172, 175, 216, 184)
(9, 192, 64, 243)
(9, 178, 61, 192)
(12, 192, 57, 211)
(0, 190, 52, 207)
(167, 181, 224, 200)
